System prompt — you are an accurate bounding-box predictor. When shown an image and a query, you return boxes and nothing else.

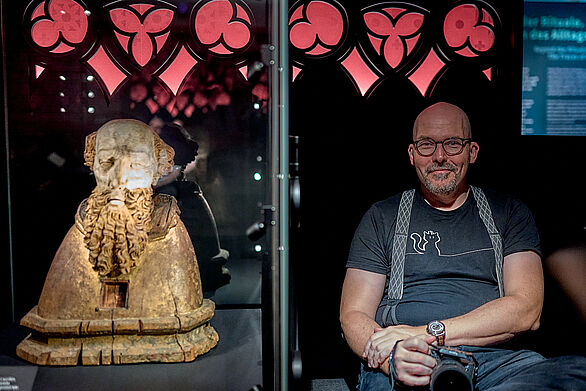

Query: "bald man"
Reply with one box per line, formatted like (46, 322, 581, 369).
(340, 103, 585, 390)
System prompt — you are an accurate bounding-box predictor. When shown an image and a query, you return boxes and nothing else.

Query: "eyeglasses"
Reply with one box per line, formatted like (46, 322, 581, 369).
(412, 137, 472, 157)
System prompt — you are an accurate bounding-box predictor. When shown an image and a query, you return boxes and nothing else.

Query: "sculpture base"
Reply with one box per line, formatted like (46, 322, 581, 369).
(17, 323, 218, 365)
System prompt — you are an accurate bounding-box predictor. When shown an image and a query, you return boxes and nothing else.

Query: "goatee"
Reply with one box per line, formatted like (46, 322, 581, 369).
(424, 163, 458, 195)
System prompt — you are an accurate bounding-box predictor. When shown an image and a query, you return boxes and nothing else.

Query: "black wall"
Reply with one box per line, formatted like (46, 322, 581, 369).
(289, 0, 585, 384)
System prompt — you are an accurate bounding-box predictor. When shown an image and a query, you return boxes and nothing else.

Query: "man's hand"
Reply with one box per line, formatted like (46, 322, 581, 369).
(362, 324, 426, 369)
(393, 335, 437, 387)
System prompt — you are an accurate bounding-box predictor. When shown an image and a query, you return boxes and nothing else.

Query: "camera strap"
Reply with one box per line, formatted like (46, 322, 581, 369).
(381, 186, 504, 325)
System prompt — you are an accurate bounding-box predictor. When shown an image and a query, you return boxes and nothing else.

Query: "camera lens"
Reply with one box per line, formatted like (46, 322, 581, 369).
(430, 359, 473, 391)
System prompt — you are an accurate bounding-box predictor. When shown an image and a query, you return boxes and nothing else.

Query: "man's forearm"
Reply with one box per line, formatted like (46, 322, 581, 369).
(442, 252, 544, 346)
(442, 294, 541, 346)
(340, 310, 380, 357)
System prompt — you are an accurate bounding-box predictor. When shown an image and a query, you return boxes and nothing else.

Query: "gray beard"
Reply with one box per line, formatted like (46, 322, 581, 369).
(424, 173, 456, 195)
(423, 164, 458, 195)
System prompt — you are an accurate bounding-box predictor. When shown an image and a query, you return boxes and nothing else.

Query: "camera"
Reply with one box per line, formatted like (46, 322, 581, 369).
(429, 346, 478, 391)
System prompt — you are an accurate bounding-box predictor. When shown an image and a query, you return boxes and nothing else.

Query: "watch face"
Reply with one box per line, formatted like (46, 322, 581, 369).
(427, 321, 445, 336)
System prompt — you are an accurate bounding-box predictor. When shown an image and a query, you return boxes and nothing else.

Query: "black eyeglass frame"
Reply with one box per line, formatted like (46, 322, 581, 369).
(412, 137, 473, 157)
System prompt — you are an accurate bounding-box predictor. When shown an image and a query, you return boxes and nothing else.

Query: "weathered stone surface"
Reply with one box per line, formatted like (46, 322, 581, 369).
(17, 119, 218, 365)
(17, 323, 218, 366)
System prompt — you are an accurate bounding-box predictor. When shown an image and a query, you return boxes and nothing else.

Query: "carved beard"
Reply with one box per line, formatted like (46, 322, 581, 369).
(83, 187, 153, 277)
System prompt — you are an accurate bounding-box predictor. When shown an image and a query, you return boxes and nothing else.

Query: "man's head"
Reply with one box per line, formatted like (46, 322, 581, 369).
(408, 102, 479, 197)
(82, 119, 174, 276)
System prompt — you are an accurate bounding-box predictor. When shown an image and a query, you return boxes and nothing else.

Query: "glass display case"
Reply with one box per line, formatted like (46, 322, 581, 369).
(1, 0, 289, 389)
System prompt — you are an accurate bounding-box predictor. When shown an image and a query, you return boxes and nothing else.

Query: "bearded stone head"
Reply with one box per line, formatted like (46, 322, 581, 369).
(82, 119, 174, 277)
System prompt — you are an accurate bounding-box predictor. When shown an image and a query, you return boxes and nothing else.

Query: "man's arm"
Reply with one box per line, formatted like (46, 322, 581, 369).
(366, 250, 544, 369)
(441, 250, 544, 346)
(340, 268, 385, 357)
(340, 268, 425, 373)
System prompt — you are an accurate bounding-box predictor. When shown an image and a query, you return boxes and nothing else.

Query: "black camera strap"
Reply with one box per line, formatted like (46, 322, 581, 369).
(381, 186, 504, 325)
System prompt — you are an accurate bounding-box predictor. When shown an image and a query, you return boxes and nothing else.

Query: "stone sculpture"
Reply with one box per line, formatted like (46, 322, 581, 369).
(17, 119, 218, 365)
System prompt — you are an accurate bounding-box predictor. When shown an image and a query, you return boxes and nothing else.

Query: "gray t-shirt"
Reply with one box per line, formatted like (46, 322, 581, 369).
(346, 188, 541, 327)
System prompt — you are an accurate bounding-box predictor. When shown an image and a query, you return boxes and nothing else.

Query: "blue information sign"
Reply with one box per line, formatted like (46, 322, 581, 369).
(522, 0, 586, 135)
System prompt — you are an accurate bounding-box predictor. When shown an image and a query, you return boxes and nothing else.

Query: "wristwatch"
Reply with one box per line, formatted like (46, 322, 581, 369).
(426, 320, 446, 346)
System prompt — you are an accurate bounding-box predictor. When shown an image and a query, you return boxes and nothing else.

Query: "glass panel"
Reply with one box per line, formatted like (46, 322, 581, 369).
(3, 1, 285, 384)
(6, 0, 271, 311)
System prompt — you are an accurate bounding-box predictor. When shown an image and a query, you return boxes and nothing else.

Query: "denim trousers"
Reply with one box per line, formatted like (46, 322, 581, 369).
(357, 346, 586, 391)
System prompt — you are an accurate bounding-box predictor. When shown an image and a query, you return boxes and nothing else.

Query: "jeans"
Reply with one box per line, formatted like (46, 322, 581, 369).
(357, 346, 586, 391)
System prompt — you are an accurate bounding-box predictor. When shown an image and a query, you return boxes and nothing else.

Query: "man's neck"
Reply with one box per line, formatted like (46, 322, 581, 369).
(422, 185, 470, 211)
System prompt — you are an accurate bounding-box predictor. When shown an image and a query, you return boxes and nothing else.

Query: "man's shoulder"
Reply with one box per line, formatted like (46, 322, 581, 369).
(474, 186, 529, 213)
(360, 190, 418, 228)
(473, 186, 537, 236)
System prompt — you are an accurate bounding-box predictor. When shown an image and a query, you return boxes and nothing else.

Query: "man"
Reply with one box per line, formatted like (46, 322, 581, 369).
(340, 102, 585, 390)
(18, 119, 218, 365)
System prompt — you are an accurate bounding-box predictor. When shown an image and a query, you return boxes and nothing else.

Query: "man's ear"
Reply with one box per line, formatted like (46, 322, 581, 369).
(408, 144, 415, 166)
(469, 141, 479, 164)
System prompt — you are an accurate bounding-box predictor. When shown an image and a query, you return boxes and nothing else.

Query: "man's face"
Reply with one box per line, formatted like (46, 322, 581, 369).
(408, 105, 479, 196)
(93, 123, 157, 196)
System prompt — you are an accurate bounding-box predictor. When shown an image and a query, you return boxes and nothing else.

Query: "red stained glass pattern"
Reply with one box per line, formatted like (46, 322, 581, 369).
(35, 64, 46, 79)
(30, 0, 88, 53)
(289, 1, 344, 56)
(292, 66, 302, 82)
(51, 42, 75, 53)
(407, 48, 446, 96)
(130, 4, 154, 14)
(340, 47, 380, 96)
(364, 8, 424, 68)
(23, 0, 502, 101)
(85, 45, 128, 96)
(158, 45, 198, 95)
(109, 6, 174, 67)
(31, 3, 45, 20)
(194, 0, 252, 55)
(443, 4, 495, 57)
(238, 65, 248, 80)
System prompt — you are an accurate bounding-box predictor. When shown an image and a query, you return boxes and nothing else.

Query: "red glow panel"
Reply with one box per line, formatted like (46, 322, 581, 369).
(289, 1, 344, 56)
(86, 46, 128, 96)
(341, 47, 379, 96)
(155, 32, 170, 54)
(31, 3, 45, 20)
(383, 7, 405, 20)
(195, 0, 251, 54)
(159, 45, 198, 95)
(35, 64, 45, 79)
(292, 66, 302, 82)
(443, 4, 494, 56)
(130, 4, 154, 15)
(30, 0, 88, 51)
(110, 7, 174, 67)
(364, 9, 423, 68)
(51, 42, 75, 54)
(238, 65, 248, 80)
(408, 48, 446, 96)
(114, 31, 130, 53)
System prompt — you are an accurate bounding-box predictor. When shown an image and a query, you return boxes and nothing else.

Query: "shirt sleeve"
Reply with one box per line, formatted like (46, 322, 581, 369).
(502, 197, 542, 258)
(345, 203, 393, 275)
